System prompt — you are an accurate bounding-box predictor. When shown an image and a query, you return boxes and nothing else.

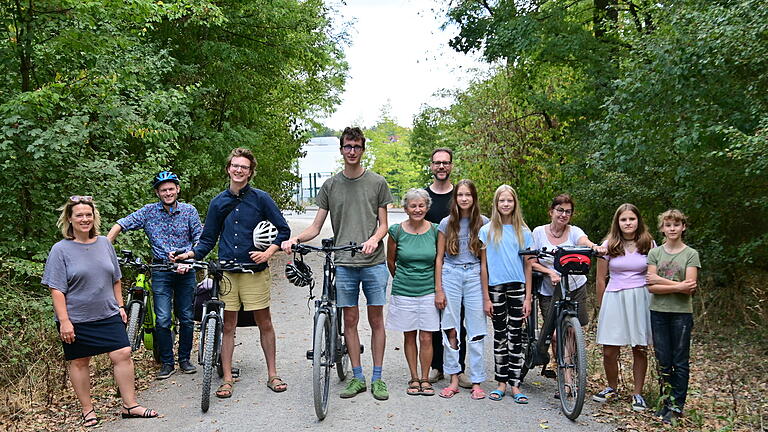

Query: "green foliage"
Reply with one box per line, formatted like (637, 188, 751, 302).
(363, 109, 422, 202)
(434, 0, 768, 287)
(0, 0, 347, 263)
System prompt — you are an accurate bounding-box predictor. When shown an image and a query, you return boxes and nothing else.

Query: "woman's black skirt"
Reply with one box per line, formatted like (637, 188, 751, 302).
(57, 313, 130, 360)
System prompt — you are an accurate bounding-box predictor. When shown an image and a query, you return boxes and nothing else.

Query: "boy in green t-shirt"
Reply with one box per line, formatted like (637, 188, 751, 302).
(646, 209, 701, 425)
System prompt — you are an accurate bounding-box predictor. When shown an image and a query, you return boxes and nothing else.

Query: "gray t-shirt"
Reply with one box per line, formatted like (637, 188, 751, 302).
(438, 215, 490, 265)
(42, 236, 122, 323)
(316, 170, 393, 266)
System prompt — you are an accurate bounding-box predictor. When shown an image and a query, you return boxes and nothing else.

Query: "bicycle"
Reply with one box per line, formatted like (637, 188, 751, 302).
(118, 250, 178, 364)
(518, 246, 595, 420)
(288, 239, 363, 421)
(177, 258, 262, 413)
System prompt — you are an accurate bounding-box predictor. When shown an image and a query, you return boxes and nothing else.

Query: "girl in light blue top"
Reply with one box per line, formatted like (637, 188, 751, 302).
(479, 185, 533, 403)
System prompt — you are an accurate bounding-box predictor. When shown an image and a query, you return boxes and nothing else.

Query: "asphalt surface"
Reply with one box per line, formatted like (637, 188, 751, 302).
(102, 210, 615, 432)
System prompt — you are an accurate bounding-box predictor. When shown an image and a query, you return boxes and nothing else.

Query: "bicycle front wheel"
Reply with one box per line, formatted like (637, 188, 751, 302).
(556, 315, 587, 420)
(201, 316, 217, 413)
(313, 312, 332, 420)
(126, 302, 143, 351)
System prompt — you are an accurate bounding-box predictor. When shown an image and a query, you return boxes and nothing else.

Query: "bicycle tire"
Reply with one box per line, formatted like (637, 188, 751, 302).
(313, 312, 332, 420)
(520, 312, 536, 380)
(201, 316, 217, 413)
(557, 315, 587, 420)
(126, 302, 143, 352)
(335, 309, 348, 381)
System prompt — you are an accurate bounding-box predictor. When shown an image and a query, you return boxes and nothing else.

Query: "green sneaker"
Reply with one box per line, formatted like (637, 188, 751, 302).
(340, 378, 366, 399)
(371, 379, 389, 401)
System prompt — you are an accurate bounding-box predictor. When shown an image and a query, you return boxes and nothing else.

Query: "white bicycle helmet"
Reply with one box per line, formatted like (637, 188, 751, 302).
(253, 220, 278, 251)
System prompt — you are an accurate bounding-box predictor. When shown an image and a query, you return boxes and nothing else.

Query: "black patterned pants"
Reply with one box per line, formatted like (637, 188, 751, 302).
(489, 282, 525, 387)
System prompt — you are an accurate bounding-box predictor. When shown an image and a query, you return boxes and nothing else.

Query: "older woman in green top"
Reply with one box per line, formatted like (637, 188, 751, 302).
(386, 188, 440, 397)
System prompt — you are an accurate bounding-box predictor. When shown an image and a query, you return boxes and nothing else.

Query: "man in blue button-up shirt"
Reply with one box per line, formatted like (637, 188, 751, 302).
(176, 148, 290, 397)
(107, 171, 203, 380)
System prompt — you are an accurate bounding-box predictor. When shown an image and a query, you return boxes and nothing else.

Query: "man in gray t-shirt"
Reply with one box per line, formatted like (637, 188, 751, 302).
(283, 127, 393, 401)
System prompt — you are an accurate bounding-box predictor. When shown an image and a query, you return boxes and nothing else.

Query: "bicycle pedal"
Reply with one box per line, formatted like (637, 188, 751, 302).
(306, 349, 313, 360)
(231, 367, 240, 378)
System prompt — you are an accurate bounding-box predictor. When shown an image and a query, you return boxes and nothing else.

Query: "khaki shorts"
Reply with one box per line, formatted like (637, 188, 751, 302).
(221, 270, 271, 312)
(538, 285, 589, 327)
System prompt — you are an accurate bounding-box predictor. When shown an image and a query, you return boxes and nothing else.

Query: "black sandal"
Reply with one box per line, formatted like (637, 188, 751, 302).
(121, 405, 158, 419)
(82, 408, 100, 427)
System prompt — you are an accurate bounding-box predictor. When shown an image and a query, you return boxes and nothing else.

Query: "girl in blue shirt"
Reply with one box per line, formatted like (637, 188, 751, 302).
(479, 185, 533, 403)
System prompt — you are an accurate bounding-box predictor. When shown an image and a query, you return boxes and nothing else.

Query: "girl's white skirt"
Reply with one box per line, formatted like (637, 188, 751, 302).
(385, 293, 440, 332)
(596, 287, 652, 347)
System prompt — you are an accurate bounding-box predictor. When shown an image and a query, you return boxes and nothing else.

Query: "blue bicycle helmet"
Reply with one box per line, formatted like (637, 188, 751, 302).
(152, 171, 180, 189)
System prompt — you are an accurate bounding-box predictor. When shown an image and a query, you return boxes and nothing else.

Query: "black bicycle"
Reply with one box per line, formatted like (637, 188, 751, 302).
(288, 239, 363, 421)
(177, 259, 261, 413)
(519, 246, 595, 420)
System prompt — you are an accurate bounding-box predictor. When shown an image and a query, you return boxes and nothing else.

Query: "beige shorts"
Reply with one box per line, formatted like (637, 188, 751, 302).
(221, 270, 271, 312)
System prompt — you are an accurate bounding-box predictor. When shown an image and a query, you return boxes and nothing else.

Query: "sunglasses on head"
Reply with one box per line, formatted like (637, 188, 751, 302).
(69, 195, 93, 203)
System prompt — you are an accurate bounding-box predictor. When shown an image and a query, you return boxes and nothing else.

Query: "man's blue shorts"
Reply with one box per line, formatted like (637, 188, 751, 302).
(335, 263, 388, 307)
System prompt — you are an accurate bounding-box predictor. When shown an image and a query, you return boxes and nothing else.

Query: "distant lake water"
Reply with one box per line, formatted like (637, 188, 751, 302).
(294, 137, 342, 203)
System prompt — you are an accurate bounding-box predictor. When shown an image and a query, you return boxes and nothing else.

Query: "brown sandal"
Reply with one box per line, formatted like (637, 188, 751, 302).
(267, 376, 287, 393)
(216, 381, 234, 398)
(419, 379, 435, 396)
(406, 379, 421, 396)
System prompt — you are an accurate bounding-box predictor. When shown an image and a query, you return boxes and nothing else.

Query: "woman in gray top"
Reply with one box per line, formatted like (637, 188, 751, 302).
(42, 196, 157, 427)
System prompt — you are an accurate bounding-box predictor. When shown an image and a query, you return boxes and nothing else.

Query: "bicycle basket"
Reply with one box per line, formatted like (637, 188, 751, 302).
(554, 247, 592, 275)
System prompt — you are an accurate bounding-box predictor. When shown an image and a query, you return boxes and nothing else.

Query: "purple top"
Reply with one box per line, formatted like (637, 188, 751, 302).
(601, 241, 652, 291)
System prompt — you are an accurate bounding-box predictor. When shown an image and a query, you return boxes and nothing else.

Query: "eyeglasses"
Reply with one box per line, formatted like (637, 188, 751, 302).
(230, 163, 251, 171)
(69, 195, 93, 203)
(341, 144, 364, 153)
(554, 207, 573, 215)
(431, 161, 452, 166)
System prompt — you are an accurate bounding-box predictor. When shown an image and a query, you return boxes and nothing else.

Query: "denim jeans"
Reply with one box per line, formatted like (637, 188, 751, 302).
(151, 270, 196, 366)
(335, 263, 389, 307)
(651, 310, 693, 411)
(440, 262, 487, 383)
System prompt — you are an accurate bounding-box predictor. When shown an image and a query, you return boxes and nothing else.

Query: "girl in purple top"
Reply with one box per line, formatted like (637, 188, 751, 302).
(594, 203, 655, 411)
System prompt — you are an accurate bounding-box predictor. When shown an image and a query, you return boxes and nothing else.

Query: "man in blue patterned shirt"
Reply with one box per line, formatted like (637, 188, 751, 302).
(175, 148, 291, 398)
(107, 171, 203, 379)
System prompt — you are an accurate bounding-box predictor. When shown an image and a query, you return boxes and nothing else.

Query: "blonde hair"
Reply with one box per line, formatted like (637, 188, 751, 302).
(487, 184, 527, 246)
(57, 198, 101, 240)
(657, 208, 688, 239)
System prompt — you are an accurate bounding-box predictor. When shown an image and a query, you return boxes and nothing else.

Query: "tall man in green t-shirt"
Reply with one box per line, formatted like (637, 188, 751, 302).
(282, 127, 394, 401)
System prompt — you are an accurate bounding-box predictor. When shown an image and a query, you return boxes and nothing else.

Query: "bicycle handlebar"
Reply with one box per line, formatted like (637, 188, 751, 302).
(173, 259, 263, 274)
(291, 240, 363, 257)
(518, 246, 596, 258)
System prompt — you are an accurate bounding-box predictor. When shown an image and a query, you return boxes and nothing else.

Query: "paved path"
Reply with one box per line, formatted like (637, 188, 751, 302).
(103, 211, 614, 432)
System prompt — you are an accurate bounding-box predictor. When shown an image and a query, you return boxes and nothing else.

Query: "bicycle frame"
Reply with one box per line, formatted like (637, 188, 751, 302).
(536, 274, 580, 364)
(197, 273, 225, 367)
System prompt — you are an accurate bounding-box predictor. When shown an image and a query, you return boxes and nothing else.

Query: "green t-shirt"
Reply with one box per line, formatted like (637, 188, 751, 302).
(388, 223, 438, 297)
(316, 170, 393, 266)
(648, 245, 701, 313)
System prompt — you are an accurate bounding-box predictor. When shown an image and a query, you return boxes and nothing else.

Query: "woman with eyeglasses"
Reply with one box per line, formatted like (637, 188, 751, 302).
(530, 194, 604, 347)
(42, 196, 158, 427)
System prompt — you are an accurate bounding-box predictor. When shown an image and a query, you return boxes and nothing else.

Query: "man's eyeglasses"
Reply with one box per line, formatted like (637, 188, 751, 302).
(69, 195, 93, 203)
(431, 161, 452, 166)
(230, 163, 251, 171)
(342, 144, 364, 153)
(554, 207, 573, 216)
